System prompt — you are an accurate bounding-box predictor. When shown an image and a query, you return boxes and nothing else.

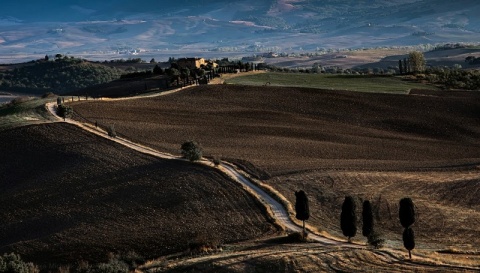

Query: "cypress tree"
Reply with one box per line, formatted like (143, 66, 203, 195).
(403, 58, 409, 74)
(341, 196, 357, 242)
(399, 59, 403, 75)
(362, 200, 374, 238)
(399, 198, 415, 229)
(295, 190, 310, 239)
(403, 227, 415, 259)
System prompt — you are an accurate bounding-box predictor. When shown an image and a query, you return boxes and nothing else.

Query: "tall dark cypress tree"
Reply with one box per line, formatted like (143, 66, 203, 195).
(399, 197, 416, 259)
(403, 227, 415, 259)
(362, 200, 374, 238)
(399, 198, 415, 229)
(341, 196, 357, 242)
(295, 190, 310, 239)
(398, 59, 403, 75)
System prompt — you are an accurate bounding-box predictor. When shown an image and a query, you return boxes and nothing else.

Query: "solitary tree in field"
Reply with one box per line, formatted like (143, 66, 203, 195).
(341, 196, 357, 242)
(399, 197, 416, 258)
(362, 200, 374, 238)
(403, 227, 415, 259)
(295, 190, 310, 239)
(408, 51, 426, 74)
(399, 198, 415, 229)
(56, 104, 72, 121)
(181, 141, 203, 161)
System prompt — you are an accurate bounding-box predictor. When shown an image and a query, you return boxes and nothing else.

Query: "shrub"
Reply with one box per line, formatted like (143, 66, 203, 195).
(181, 141, 203, 161)
(93, 258, 129, 273)
(56, 104, 73, 119)
(212, 156, 221, 167)
(188, 232, 221, 255)
(42, 92, 56, 98)
(0, 253, 39, 273)
(118, 251, 145, 269)
(367, 231, 385, 249)
(107, 125, 117, 138)
(286, 232, 308, 243)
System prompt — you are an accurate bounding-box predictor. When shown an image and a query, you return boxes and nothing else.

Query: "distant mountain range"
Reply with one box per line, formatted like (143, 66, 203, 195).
(1, 0, 480, 63)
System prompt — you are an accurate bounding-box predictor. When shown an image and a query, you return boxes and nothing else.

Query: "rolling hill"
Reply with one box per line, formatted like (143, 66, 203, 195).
(71, 84, 480, 252)
(0, 122, 277, 264)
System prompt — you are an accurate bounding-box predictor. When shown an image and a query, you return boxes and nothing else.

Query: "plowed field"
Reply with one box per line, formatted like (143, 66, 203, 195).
(0, 123, 276, 264)
(71, 85, 480, 251)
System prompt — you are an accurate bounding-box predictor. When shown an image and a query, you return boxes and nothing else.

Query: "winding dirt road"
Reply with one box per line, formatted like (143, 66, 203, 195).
(45, 88, 351, 246)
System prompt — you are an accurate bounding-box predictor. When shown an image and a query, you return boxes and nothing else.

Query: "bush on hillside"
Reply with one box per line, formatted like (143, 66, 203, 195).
(56, 104, 73, 119)
(107, 125, 117, 138)
(212, 156, 221, 167)
(93, 258, 129, 273)
(286, 232, 308, 243)
(181, 141, 203, 161)
(0, 253, 39, 273)
(367, 231, 385, 249)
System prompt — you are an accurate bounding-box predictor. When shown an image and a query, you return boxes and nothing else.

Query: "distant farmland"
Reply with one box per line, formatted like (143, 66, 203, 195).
(225, 73, 437, 93)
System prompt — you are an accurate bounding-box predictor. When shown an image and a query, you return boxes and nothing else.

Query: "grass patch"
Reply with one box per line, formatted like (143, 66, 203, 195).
(0, 97, 56, 129)
(226, 72, 437, 94)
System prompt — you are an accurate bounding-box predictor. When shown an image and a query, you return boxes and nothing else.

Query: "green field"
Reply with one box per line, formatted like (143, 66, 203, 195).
(226, 73, 437, 94)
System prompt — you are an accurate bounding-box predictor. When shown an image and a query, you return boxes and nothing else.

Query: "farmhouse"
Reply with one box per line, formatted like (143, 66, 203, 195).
(177, 58, 206, 69)
(176, 57, 219, 69)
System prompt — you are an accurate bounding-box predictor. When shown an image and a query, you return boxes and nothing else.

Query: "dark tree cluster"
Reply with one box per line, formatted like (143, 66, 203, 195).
(465, 56, 480, 65)
(56, 103, 73, 121)
(0, 56, 123, 95)
(425, 67, 480, 90)
(336, 195, 416, 256)
(103, 58, 145, 64)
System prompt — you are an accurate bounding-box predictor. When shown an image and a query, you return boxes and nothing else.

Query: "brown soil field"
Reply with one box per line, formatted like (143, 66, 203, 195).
(0, 123, 277, 264)
(71, 85, 480, 254)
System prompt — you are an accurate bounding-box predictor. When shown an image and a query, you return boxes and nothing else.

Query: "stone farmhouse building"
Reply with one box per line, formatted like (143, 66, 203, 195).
(177, 58, 206, 69)
(177, 58, 218, 69)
